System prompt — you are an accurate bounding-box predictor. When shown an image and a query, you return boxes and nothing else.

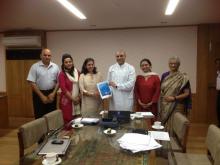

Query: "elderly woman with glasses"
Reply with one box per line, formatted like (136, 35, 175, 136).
(160, 56, 191, 133)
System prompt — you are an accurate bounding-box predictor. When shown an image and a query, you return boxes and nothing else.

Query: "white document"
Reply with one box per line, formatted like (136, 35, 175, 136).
(81, 118, 99, 123)
(72, 117, 99, 124)
(72, 117, 82, 123)
(99, 110, 108, 115)
(139, 112, 154, 117)
(130, 112, 154, 119)
(75, 118, 99, 124)
(117, 133, 161, 153)
(149, 131, 170, 141)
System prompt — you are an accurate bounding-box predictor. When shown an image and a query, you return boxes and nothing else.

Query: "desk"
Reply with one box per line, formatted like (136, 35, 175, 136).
(23, 118, 169, 165)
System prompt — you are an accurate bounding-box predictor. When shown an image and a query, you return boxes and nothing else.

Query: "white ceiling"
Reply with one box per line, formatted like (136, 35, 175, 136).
(0, 0, 220, 32)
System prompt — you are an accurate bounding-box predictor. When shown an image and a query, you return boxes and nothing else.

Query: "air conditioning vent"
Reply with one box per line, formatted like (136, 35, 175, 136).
(2, 36, 41, 48)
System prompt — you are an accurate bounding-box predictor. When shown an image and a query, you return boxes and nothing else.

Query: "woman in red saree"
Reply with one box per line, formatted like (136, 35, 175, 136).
(134, 59, 160, 122)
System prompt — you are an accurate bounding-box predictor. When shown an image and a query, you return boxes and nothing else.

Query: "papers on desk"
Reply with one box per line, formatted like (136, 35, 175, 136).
(99, 110, 108, 115)
(130, 112, 154, 119)
(139, 112, 154, 117)
(149, 131, 170, 141)
(117, 133, 161, 153)
(73, 117, 99, 125)
(81, 118, 99, 124)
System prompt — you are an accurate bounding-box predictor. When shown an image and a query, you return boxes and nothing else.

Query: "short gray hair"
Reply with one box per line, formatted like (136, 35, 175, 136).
(168, 56, 180, 65)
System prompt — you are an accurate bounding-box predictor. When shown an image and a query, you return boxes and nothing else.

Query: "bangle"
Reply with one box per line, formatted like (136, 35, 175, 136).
(174, 96, 177, 101)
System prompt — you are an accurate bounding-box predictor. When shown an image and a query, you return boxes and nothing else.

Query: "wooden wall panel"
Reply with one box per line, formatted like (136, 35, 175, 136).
(189, 93, 196, 122)
(0, 92, 8, 128)
(207, 24, 220, 124)
(196, 24, 220, 124)
(195, 25, 209, 123)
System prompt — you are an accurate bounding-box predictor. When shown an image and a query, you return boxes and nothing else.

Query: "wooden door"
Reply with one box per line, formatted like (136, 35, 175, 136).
(196, 24, 220, 123)
(6, 60, 37, 119)
(207, 24, 220, 123)
(6, 48, 41, 127)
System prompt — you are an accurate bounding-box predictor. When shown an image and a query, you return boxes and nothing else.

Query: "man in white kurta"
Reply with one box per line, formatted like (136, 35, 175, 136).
(107, 50, 136, 111)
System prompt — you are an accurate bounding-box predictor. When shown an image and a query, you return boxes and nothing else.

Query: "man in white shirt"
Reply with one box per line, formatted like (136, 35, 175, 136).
(215, 58, 220, 127)
(27, 48, 59, 118)
(107, 50, 136, 111)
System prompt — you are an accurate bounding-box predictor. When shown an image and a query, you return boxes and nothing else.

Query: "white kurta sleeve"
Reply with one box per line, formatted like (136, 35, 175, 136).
(117, 65, 136, 91)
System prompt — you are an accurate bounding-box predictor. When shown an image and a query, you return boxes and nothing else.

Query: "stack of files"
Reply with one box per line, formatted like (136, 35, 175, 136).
(117, 133, 161, 153)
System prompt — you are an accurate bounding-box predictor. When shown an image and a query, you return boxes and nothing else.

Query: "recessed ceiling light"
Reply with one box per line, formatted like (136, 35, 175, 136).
(165, 0, 179, 15)
(56, 0, 87, 20)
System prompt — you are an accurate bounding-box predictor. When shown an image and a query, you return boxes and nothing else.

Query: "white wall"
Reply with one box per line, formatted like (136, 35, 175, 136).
(48, 26, 197, 92)
(0, 34, 6, 92)
(0, 27, 197, 92)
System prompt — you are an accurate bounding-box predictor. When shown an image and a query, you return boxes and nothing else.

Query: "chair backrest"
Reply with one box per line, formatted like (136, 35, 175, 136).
(172, 112, 190, 152)
(205, 124, 220, 163)
(17, 118, 47, 159)
(214, 144, 220, 165)
(44, 110, 64, 131)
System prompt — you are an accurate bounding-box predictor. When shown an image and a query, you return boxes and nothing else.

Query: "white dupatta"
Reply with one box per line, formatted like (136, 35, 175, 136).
(66, 68, 81, 115)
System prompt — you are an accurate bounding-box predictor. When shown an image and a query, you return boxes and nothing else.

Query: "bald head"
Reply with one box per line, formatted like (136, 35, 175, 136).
(115, 50, 126, 65)
(41, 48, 52, 66)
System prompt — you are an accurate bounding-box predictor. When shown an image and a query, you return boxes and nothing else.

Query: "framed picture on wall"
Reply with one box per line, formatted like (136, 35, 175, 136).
(97, 81, 112, 99)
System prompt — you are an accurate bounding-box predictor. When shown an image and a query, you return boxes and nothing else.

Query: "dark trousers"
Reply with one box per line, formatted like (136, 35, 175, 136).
(217, 91, 220, 127)
(32, 89, 57, 119)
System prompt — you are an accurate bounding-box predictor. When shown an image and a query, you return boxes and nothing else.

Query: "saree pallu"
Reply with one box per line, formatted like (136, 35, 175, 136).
(160, 71, 191, 134)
